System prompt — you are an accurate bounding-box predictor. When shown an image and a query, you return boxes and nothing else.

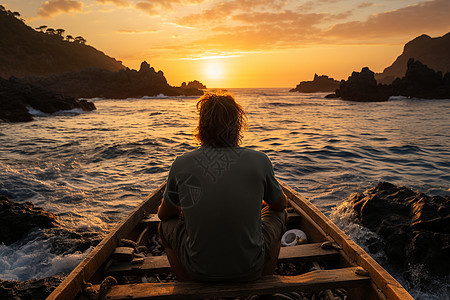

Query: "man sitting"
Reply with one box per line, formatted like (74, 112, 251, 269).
(158, 91, 287, 281)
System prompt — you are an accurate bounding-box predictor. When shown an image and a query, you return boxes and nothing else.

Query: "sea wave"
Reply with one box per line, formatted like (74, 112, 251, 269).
(26, 106, 86, 117)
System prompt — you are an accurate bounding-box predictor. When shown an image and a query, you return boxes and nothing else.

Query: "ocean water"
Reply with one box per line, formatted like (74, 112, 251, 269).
(0, 88, 449, 298)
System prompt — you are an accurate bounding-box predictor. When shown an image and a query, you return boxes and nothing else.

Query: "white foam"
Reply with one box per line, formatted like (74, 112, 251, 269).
(142, 94, 168, 99)
(0, 230, 91, 281)
(26, 106, 86, 117)
(26, 106, 47, 116)
(388, 96, 409, 100)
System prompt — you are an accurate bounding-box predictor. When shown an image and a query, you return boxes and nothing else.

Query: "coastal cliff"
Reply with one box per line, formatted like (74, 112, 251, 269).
(376, 32, 450, 84)
(0, 7, 124, 79)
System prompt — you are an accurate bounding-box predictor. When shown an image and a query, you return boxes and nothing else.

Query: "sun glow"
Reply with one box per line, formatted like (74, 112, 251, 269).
(205, 62, 223, 80)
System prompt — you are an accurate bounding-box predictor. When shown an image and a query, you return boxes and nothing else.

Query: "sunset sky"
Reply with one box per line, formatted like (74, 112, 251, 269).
(4, 0, 450, 88)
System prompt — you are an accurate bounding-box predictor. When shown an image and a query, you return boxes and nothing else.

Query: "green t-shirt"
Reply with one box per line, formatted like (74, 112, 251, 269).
(164, 146, 283, 281)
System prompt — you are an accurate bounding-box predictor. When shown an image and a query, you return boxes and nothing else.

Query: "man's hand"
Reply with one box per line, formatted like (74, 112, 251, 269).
(264, 193, 287, 212)
(158, 199, 181, 221)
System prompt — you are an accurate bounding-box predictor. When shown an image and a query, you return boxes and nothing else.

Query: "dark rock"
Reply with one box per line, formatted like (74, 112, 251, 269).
(334, 67, 391, 102)
(0, 275, 65, 300)
(376, 32, 450, 84)
(290, 74, 341, 93)
(24, 61, 204, 99)
(390, 59, 450, 99)
(347, 182, 450, 277)
(181, 80, 207, 90)
(0, 77, 96, 123)
(324, 93, 338, 99)
(0, 195, 58, 245)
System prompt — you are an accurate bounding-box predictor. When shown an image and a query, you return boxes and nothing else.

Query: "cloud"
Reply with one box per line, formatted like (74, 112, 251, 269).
(96, 0, 129, 6)
(37, 0, 84, 18)
(116, 29, 160, 34)
(326, 0, 450, 38)
(357, 2, 376, 9)
(135, 0, 205, 15)
(178, 0, 287, 25)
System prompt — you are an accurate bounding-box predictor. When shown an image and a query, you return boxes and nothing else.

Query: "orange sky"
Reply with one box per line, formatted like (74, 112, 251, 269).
(4, 0, 450, 88)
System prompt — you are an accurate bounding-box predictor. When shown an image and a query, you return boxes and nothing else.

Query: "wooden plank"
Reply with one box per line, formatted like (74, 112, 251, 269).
(100, 267, 370, 300)
(279, 181, 414, 300)
(47, 182, 166, 300)
(106, 243, 339, 276)
(139, 212, 301, 227)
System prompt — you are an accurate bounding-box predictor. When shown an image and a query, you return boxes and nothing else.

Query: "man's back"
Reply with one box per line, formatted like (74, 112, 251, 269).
(164, 146, 282, 281)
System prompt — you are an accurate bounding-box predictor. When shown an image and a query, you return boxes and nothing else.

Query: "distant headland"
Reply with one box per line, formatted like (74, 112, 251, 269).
(289, 74, 341, 93)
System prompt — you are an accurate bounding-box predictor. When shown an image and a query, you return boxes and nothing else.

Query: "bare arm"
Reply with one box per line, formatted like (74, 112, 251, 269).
(264, 193, 287, 212)
(158, 199, 181, 221)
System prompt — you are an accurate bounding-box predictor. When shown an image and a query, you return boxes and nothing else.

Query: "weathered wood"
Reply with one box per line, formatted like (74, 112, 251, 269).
(47, 182, 166, 300)
(100, 267, 370, 300)
(106, 243, 339, 276)
(279, 181, 414, 300)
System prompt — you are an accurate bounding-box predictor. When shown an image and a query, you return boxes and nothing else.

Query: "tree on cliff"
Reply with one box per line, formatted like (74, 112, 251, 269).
(66, 35, 74, 42)
(36, 25, 47, 32)
(46, 28, 55, 35)
(74, 36, 86, 44)
(56, 28, 65, 37)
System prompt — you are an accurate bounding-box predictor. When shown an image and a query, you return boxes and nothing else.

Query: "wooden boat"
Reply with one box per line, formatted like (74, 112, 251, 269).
(47, 181, 414, 300)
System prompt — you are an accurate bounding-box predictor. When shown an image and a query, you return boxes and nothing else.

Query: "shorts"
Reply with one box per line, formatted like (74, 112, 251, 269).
(159, 206, 286, 265)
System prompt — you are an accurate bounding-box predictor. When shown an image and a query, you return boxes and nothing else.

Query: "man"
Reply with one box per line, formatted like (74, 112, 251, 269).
(158, 91, 287, 282)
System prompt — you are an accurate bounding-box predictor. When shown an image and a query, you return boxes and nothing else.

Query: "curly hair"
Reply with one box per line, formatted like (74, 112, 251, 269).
(194, 91, 247, 147)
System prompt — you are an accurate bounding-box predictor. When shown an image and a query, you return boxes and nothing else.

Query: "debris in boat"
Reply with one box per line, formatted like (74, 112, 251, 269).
(320, 241, 342, 250)
(136, 245, 148, 254)
(98, 276, 117, 298)
(83, 282, 97, 300)
(281, 229, 307, 246)
(113, 247, 135, 261)
(119, 238, 137, 248)
(355, 267, 370, 276)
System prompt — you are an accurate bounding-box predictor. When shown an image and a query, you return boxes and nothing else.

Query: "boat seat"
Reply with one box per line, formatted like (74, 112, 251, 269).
(97, 267, 370, 299)
(106, 242, 340, 277)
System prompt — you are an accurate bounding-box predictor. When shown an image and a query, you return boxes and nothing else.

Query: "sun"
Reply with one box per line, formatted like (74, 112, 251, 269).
(205, 62, 223, 80)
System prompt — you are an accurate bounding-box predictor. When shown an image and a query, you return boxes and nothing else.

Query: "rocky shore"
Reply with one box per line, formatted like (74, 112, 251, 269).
(0, 77, 96, 123)
(326, 59, 450, 101)
(345, 182, 450, 280)
(24, 61, 204, 99)
(0, 196, 102, 299)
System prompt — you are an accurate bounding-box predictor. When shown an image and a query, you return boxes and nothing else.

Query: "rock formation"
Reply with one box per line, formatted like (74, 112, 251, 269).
(376, 32, 450, 84)
(332, 67, 390, 101)
(181, 80, 207, 90)
(0, 195, 58, 245)
(347, 182, 450, 278)
(390, 59, 450, 99)
(289, 74, 341, 93)
(327, 60, 450, 101)
(24, 61, 204, 99)
(0, 77, 96, 122)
